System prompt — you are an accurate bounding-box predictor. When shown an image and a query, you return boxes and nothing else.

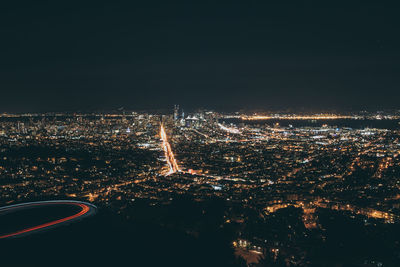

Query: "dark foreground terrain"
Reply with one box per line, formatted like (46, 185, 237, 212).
(1, 198, 400, 267)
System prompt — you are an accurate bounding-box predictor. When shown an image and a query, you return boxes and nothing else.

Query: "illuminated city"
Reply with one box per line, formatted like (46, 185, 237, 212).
(2, 1, 400, 267)
(1, 109, 400, 266)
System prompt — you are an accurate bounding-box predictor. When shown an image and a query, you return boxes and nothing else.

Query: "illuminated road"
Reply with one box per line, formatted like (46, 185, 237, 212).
(160, 123, 180, 175)
(0, 200, 97, 239)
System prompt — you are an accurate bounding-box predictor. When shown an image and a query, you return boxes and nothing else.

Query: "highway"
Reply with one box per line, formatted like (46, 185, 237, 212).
(0, 200, 97, 239)
(160, 123, 180, 175)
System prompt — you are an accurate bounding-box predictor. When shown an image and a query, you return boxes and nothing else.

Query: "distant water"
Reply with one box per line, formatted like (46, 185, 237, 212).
(222, 118, 400, 130)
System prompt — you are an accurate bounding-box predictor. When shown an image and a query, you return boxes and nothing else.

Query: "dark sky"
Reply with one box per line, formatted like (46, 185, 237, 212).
(1, 1, 399, 112)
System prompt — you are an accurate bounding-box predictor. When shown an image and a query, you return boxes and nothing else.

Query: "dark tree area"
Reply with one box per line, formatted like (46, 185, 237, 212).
(0, 199, 245, 267)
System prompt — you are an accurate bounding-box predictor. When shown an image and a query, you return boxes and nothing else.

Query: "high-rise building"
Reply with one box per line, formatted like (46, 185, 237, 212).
(173, 105, 179, 121)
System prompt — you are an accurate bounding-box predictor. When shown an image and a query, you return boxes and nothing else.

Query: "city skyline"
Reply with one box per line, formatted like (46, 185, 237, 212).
(2, 2, 400, 266)
(2, 108, 400, 266)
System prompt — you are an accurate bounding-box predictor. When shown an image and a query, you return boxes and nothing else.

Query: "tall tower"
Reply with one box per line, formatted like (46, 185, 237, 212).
(173, 105, 179, 121)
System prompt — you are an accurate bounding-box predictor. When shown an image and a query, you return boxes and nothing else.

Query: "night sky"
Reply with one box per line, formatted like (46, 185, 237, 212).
(1, 1, 399, 112)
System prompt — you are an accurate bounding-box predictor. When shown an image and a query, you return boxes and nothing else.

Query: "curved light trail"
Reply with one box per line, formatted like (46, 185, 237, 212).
(0, 200, 97, 239)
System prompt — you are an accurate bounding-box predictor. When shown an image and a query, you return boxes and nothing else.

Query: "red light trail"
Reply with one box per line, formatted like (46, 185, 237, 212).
(0, 200, 96, 239)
